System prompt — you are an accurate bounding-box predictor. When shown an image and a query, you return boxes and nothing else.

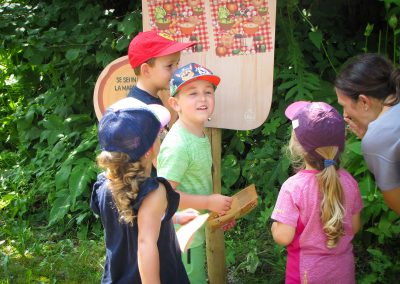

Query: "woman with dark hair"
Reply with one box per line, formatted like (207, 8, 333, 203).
(335, 53, 400, 215)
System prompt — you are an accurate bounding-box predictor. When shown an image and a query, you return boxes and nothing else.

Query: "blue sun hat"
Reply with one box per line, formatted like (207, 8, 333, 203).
(98, 97, 170, 161)
(169, 63, 221, 97)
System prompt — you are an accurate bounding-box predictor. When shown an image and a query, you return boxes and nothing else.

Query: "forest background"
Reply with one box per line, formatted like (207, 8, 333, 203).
(1, 0, 399, 283)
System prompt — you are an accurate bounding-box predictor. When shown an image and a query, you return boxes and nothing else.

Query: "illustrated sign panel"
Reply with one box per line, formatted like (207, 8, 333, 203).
(94, 0, 276, 130)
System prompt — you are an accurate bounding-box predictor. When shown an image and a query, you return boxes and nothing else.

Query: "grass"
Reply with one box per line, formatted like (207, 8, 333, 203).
(0, 234, 104, 283)
(1, 217, 398, 283)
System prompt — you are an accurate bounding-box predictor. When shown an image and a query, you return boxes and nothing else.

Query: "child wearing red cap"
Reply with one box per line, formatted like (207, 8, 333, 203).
(91, 97, 191, 284)
(127, 31, 195, 106)
(157, 63, 234, 283)
(127, 31, 199, 227)
(271, 101, 363, 283)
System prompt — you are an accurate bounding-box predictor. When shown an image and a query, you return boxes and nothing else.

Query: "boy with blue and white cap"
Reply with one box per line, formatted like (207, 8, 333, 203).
(157, 63, 233, 283)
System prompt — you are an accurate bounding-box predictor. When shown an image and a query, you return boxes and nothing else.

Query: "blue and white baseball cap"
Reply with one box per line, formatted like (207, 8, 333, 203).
(169, 63, 220, 97)
(98, 97, 170, 161)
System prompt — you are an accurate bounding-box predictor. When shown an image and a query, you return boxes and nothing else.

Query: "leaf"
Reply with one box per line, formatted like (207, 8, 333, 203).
(358, 174, 376, 196)
(65, 114, 91, 124)
(77, 222, 88, 240)
(277, 79, 298, 91)
(66, 49, 80, 61)
(116, 37, 130, 52)
(234, 139, 245, 154)
(347, 141, 363, 155)
(48, 193, 71, 226)
(221, 154, 241, 188)
(96, 51, 114, 66)
(118, 13, 139, 36)
(74, 138, 97, 154)
(0, 193, 16, 210)
(69, 160, 96, 208)
(364, 23, 374, 37)
(40, 115, 64, 130)
(55, 164, 72, 190)
(17, 108, 36, 130)
(308, 30, 323, 49)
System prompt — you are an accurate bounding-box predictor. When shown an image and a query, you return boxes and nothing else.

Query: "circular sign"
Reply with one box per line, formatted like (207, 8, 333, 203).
(93, 56, 137, 120)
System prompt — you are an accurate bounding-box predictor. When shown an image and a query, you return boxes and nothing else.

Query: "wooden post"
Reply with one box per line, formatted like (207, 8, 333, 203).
(205, 128, 226, 284)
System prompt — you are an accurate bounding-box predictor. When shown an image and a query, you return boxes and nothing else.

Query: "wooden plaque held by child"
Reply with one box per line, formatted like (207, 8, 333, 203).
(208, 184, 258, 231)
(176, 184, 258, 251)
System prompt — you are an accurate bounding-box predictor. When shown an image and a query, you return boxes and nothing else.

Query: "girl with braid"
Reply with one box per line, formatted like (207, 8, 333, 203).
(271, 101, 363, 284)
(91, 98, 195, 284)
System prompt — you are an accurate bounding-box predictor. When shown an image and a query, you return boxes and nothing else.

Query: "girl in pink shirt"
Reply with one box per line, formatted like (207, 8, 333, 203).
(271, 101, 363, 284)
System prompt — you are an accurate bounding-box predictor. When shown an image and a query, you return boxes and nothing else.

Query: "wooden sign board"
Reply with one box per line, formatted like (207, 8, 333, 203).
(94, 0, 276, 131)
(93, 56, 135, 119)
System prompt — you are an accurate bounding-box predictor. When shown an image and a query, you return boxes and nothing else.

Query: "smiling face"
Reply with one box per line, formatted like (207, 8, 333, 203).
(169, 79, 215, 127)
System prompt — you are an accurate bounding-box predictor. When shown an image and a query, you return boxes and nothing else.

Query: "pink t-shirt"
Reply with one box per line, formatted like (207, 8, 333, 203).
(272, 169, 363, 284)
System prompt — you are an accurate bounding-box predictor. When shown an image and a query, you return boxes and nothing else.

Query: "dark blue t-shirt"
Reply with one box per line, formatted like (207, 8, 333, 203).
(90, 174, 189, 284)
(127, 86, 163, 105)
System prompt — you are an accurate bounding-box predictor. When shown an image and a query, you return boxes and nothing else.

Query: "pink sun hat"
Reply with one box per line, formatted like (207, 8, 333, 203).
(285, 101, 345, 156)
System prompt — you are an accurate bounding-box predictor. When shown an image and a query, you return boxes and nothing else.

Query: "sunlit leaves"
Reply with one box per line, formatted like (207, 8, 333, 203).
(1, 0, 141, 232)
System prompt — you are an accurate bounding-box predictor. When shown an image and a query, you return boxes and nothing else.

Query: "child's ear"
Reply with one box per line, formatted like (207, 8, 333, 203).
(140, 63, 151, 77)
(168, 96, 180, 112)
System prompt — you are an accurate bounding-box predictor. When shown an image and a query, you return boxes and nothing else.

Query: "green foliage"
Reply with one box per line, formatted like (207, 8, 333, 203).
(0, 223, 104, 282)
(0, 0, 140, 281)
(1, 0, 399, 282)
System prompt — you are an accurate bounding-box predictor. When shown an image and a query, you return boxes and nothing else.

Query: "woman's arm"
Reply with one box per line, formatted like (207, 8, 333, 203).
(271, 221, 296, 246)
(382, 187, 400, 215)
(351, 212, 361, 234)
(137, 183, 168, 284)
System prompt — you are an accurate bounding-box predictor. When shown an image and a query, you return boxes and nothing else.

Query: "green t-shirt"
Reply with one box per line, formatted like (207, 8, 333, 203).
(157, 122, 212, 247)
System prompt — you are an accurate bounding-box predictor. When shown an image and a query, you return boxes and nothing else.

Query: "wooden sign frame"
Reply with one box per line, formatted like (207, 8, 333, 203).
(94, 0, 276, 131)
(142, 0, 276, 130)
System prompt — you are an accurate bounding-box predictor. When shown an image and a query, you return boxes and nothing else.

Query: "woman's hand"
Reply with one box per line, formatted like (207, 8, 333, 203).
(344, 116, 367, 139)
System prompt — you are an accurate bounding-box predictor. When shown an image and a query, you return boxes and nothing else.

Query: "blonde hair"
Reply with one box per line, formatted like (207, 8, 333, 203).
(97, 151, 147, 225)
(288, 132, 345, 248)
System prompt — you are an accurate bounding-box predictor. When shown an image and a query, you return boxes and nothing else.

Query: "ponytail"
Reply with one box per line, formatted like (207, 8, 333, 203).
(288, 134, 346, 248)
(97, 151, 147, 225)
(315, 147, 345, 249)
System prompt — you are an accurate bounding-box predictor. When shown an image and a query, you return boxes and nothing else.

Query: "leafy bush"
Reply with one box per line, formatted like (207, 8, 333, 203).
(1, 0, 140, 280)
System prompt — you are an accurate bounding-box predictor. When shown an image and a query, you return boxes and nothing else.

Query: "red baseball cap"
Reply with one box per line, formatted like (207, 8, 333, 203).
(128, 31, 195, 68)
